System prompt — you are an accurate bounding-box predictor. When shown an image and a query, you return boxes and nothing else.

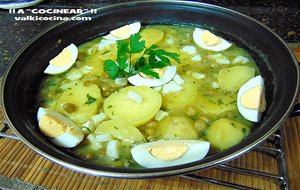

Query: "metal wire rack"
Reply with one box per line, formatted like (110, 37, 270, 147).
(0, 122, 289, 190)
(180, 128, 289, 190)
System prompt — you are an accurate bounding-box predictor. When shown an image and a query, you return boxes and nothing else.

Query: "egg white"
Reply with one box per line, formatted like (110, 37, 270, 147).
(103, 22, 141, 41)
(193, 28, 232, 51)
(127, 66, 177, 87)
(237, 75, 265, 122)
(44, 43, 78, 75)
(131, 140, 210, 168)
(37, 107, 84, 148)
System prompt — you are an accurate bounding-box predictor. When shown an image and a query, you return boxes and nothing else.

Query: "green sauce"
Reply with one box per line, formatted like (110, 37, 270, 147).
(38, 25, 260, 168)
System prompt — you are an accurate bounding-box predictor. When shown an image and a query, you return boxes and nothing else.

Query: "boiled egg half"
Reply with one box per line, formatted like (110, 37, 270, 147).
(103, 22, 141, 41)
(193, 28, 232, 51)
(131, 140, 210, 168)
(128, 66, 177, 87)
(44, 43, 78, 75)
(237, 75, 266, 122)
(37, 107, 84, 148)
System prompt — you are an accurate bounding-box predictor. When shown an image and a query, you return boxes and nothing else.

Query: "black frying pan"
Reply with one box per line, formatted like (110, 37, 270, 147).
(1, 1, 299, 178)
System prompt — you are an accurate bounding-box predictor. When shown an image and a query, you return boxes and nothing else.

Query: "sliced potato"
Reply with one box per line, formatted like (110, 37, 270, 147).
(83, 55, 104, 77)
(94, 120, 145, 143)
(218, 66, 255, 92)
(155, 116, 198, 140)
(98, 43, 118, 61)
(206, 118, 250, 151)
(196, 90, 237, 115)
(56, 82, 102, 123)
(103, 86, 162, 127)
(162, 75, 197, 108)
(140, 28, 164, 47)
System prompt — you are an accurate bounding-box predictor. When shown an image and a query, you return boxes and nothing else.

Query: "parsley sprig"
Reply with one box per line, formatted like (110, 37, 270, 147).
(104, 33, 181, 79)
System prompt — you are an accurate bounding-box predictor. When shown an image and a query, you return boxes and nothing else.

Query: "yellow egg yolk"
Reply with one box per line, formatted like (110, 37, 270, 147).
(241, 85, 266, 112)
(49, 48, 73, 67)
(39, 114, 68, 137)
(140, 68, 166, 79)
(148, 142, 188, 161)
(110, 25, 131, 38)
(201, 30, 222, 46)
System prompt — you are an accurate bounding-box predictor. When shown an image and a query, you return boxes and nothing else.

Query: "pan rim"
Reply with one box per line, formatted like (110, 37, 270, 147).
(1, 0, 299, 178)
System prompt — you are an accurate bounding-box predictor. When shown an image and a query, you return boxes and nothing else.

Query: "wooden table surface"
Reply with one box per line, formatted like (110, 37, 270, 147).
(0, 46, 299, 190)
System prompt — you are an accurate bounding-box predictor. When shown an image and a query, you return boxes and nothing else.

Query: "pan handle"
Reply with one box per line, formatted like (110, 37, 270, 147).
(290, 103, 300, 117)
(0, 76, 19, 140)
(0, 121, 19, 140)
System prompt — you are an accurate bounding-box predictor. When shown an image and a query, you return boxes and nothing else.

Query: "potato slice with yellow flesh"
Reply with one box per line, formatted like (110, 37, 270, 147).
(155, 116, 198, 140)
(83, 56, 104, 77)
(140, 28, 164, 47)
(104, 86, 162, 127)
(94, 120, 145, 143)
(56, 82, 102, 123)
(97, 40, 118, 61)
(207, 119, 250, 151)
(162, 75, 197, 108)
(196, 91, 237, 115)
(218, 66, 255, 92)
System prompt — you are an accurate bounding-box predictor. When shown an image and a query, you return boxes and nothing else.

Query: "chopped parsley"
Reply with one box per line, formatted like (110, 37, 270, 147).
(101, 50, 110, 55)
(217, 98, 224, 106)
(242, 127, 248, 135)
(85, 94, 97, 104)
(200, 129, 207, 137)
(55, 88, 64, 94)
(46, 78, 57, 86)
(104, 33, 181, 79)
